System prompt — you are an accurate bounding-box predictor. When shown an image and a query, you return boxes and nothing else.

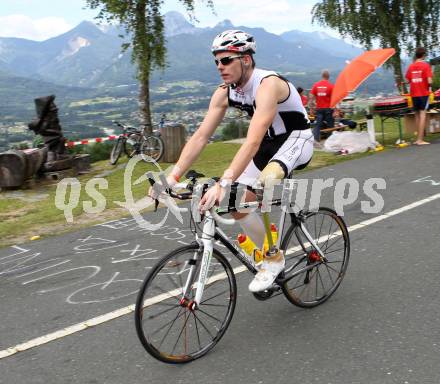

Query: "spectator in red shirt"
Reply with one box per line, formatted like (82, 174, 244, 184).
(296, 86, 308, 107)
(309, 70, 334, 144)
(405, 47, 433, 145)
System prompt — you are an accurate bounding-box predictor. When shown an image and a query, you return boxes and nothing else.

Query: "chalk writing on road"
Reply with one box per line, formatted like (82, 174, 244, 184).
(412, 176, 440, 186)
(0, 220, 231, 306)
(0, 237, 162, 305)
(66, 271, 143, 304)
(96, 218, 226, 248)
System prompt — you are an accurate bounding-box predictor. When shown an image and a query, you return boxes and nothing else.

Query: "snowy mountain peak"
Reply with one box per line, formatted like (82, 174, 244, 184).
(56, 37, 91, 62)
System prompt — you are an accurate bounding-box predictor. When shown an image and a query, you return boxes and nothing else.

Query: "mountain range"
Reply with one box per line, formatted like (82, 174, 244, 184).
(0, 11, 373, 89)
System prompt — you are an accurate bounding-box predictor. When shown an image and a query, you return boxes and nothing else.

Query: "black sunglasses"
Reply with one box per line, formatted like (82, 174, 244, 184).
(214, 55, 242, 66)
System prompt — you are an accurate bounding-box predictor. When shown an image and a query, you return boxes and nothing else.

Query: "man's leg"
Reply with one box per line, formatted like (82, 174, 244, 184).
(416, 110, 428, 143)
(314, 109, 324, 142)
(413, 96, 430, 145)
(232, 161, 266, 250)
(231, 190, 266, 250)
(325, 108, 335, 128)
(248, 161, 286, 292)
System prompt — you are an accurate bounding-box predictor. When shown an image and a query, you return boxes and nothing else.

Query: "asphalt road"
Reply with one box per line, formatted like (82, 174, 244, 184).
(1, 140, 440, 384)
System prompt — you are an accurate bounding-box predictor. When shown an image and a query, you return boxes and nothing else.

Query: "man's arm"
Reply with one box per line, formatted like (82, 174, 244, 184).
(173, 86, 228, 178)
(220, 77, 286, 182)
(405, 66, 411, 82)
(427, 64, 433, 88)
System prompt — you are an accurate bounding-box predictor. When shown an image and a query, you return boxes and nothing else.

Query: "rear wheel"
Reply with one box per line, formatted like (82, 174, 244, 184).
(280, 208, 350, 308)
(140, 135, 164, 162)
(135, 245, 237, 364)
(109, 137, 124, 165)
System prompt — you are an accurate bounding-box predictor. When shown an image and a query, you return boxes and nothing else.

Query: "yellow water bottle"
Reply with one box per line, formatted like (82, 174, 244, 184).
(263, 223, 278, 253)
(237, 234, 257, 256)
(254, 249, 264, 264)
(429, 92, 435, 104)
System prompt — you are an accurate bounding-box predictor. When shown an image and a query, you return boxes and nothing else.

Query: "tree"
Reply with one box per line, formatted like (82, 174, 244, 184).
(433, 65, 440, 91)
(85, 0, 213, 133)
(312, 1, 440, 93)
(221, 121, 249, 141)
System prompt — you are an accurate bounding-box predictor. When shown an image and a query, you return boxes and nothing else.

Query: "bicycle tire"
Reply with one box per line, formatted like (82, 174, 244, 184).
(109, 137, 124, 165)
(140, 135, 164, 162)
(135, 244, 237, 364)
(280, 207, 350, 308)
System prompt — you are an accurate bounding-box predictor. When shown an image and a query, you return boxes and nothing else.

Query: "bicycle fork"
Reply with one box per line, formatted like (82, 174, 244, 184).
(180, 212, 216, 310)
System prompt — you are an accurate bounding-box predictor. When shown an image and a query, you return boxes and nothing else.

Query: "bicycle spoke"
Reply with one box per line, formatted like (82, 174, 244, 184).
(196, 307, 223, 324)
(164, 271, 184, 294)
(322, 247, 345, 256)
(193, 311, 216, 340)
(151, 283, 182, 302)
(201, 303, 229, 308)
(146, 302, 181, 320)
(322, 218, 334, 251)
(322, 236, 344, 253)
(192, 312, 202, 350)
(200, 289, 230, 304)
(317, 213, 325, 241)
(317, 267, 326, 294)
(171, 310, 192, 355)
(156, 308, 185, 349)
(323, 261, 344, 275)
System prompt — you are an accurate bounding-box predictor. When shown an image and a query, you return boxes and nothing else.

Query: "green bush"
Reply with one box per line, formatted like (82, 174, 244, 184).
(67, 141, 114, 163)
(12, 142, 30, 150)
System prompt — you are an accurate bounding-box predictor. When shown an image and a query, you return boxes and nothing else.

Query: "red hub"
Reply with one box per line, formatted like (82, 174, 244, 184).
(179, 297, 197, 311)
(308, 250, 321, 263)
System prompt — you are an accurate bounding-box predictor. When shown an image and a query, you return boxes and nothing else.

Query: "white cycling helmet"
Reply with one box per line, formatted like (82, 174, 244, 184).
(211, 30, 256, 55)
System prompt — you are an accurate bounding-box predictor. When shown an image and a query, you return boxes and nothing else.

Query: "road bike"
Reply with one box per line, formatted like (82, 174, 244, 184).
(134, 171, 350, 364)
(109, 121, 164, 165)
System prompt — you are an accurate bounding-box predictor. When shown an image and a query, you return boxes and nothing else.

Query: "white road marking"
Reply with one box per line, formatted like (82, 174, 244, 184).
(1, 192, 440, 360)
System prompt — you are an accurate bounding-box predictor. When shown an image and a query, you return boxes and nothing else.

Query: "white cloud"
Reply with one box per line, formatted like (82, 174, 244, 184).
(0, 15, 72, 41)
(203, 0, 317, 33)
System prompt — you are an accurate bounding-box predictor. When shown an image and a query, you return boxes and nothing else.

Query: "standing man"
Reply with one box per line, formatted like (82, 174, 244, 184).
(405, 47, 433, 145)
(309, 70, 334, 145)
(150, 30, 313, 292)
(159, 113, 166, 129)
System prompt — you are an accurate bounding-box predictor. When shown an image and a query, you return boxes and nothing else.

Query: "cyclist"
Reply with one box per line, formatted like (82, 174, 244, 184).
(151, 30, 313, 292)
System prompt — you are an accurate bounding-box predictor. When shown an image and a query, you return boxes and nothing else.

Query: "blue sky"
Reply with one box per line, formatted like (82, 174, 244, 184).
(0, 0, 336, 41)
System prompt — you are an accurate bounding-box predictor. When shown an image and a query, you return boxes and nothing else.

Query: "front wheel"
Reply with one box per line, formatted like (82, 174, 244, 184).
(140, 135, 164, 162)
(280, 207, 350, 308)
(125, 133, 141, 158)
(134, 245, 237, 364)
(109, 137, 124, 165)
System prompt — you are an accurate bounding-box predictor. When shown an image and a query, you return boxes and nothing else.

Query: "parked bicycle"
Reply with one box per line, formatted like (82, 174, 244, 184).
(134, 170, 350, 364)
(109, 121, 164, 165)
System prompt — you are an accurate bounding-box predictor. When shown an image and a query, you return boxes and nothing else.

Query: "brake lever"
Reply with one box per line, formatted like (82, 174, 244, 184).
(145, 171, 160, 211)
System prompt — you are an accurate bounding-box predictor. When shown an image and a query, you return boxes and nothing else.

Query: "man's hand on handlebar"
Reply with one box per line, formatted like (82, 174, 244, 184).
(199, 182, 225, 213)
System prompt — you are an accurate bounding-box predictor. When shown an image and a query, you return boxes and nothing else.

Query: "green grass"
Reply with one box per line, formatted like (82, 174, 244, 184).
(1, 121, 438, 247)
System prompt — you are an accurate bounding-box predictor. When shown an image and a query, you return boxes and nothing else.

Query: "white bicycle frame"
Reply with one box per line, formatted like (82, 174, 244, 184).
(185, 205, 326, 307)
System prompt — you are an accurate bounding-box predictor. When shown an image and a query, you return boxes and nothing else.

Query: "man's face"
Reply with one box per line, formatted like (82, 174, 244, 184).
(214, 51, 245, 84)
